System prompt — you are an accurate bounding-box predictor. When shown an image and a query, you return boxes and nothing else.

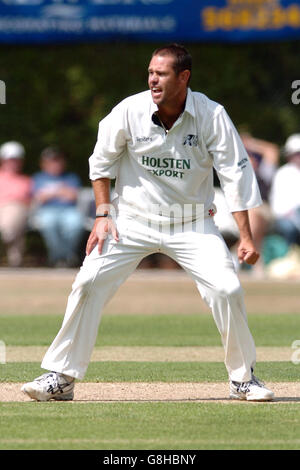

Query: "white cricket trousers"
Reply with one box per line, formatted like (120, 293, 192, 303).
(41, 213, 256, 383)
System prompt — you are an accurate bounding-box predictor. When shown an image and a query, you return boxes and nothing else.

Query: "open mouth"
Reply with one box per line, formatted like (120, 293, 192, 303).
(151, 87, 162, 98)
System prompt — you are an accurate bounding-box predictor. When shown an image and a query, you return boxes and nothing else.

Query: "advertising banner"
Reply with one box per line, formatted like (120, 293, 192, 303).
(0, 0, 300, 44)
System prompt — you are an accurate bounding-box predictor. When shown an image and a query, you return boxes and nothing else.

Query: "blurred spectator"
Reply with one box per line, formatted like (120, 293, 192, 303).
(214, 134, 279, 275)
(270, 133, 300, 247)
(32, 147, 84, 267)
(0, 141, 32, 267)
(240, 133, 279, 276)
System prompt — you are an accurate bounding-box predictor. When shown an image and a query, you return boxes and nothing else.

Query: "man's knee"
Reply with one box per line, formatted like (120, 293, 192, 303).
(71, 264, 96, 295)
(217, 280, 243, 301)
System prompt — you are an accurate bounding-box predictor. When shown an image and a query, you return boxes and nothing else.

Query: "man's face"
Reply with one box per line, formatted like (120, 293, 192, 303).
(41, 156, 66, 176)
(0, 158, 23, 173)
(289, 153, 300, 169)
(148, 54, 188, 108)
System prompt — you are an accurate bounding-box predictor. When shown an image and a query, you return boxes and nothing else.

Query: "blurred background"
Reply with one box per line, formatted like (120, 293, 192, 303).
(0, 0, 300, 279)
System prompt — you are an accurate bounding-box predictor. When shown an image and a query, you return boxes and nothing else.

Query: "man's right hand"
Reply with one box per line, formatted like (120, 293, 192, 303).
(85, 217, 119, 256)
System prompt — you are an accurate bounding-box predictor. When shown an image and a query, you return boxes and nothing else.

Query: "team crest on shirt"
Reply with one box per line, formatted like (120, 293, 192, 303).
(183, 134, 198, 147)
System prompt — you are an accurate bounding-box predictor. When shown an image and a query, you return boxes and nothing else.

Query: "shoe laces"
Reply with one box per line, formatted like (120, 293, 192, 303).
(251, 374, 265, 387)
(233, 374, 265, 394)
(35, 372, 72, 394)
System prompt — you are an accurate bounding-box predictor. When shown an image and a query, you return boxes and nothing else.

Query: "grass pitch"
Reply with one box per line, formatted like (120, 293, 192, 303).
(0, 312, 298, 347)
(1, 402, 300, 450)
(0, 269, 299, 450)
(1, 361, 298, 384)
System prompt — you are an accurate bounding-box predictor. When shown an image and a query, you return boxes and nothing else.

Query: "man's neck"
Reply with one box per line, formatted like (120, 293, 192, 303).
(157, 106, 184, 130)
(157, 92, 187, 130)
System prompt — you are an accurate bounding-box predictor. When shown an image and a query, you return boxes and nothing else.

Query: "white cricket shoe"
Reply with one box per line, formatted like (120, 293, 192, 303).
(21, 372, 75, 402)
(230, 374, 274, 401)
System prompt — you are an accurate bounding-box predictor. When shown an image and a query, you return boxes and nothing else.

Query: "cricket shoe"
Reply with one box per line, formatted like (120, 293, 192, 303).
(21, 372, 75, 402)
(229, 374, 274, 401)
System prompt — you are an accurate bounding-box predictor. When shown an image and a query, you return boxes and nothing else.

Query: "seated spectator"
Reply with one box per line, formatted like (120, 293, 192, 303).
(240, 133, 279, 276)
(0, 141, 32, 267)
(32, 146, 84, 267)
(270, 134, 300, 247)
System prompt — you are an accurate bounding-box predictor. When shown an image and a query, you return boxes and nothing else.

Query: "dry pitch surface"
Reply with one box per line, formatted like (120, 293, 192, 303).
(1, 382, 300, 403)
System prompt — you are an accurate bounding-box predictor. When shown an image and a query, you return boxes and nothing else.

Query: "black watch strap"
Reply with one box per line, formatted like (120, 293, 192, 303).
(95, 213, 111, 218)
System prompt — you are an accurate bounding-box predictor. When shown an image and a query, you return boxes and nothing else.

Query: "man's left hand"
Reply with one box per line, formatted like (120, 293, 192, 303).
(237, 240, 260, 265)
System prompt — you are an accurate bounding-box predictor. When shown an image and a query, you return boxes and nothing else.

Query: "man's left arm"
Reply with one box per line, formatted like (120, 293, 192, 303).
(232, 210, 259, 265)
(205, 106, 262, 266)
(206, 106, 263, 214)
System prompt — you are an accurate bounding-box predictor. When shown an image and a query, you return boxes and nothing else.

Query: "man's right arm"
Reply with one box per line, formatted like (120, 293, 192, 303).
(85, 178, 119, 256)
(87, 101, 129, 255)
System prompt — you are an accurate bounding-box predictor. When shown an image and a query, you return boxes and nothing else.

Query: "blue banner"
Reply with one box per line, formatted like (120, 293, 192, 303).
(0, 0, 300, 44)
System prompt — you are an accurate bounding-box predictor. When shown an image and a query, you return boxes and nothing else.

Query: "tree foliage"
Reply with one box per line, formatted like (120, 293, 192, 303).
(1, 40, 299, 184)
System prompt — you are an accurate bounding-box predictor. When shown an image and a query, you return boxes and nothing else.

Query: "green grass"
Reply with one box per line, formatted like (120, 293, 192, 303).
(1, 307, 300, 450)
(0, 313, 299, 347)
(1, 402, 300, 450)
(1, 361, 298, 383)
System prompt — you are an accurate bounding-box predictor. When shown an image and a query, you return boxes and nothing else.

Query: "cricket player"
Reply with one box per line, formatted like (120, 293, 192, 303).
(22, 44, 274, 402)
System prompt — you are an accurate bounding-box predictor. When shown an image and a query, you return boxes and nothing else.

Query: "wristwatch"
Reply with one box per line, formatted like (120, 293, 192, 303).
(95, 213, 112, 218)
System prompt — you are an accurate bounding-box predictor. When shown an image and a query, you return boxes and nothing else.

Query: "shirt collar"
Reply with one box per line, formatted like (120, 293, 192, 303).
(185, 88, 195, 117)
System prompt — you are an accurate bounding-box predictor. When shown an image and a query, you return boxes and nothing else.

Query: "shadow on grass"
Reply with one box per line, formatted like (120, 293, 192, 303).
(66, 397, 300, 403)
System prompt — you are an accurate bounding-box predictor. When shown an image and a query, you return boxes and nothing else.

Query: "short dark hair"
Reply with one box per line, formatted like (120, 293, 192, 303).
(40, 146, 65, 160)
(152, 43, 192, 76)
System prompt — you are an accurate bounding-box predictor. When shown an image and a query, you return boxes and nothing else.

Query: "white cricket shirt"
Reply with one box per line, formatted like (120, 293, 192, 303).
(89, 89, 262, 222)
(270, 162, 300, 217)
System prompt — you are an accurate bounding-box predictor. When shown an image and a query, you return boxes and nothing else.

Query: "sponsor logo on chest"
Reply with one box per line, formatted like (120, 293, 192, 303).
(141, 155, 191, 179)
